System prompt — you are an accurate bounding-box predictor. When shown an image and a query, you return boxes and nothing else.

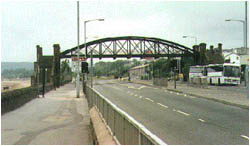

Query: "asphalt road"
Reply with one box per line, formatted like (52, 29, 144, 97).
(93, 79, 249, 145)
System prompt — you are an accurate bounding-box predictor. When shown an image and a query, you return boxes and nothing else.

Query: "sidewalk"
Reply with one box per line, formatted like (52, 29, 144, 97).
(132, 79, 249, 110)
(2, 83, 91, 145)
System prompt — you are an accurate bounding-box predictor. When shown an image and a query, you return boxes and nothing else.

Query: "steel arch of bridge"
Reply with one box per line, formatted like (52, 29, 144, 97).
(60, 36, 194, 59)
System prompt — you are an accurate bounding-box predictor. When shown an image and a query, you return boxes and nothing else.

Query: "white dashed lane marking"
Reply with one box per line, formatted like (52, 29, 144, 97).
(145, 98, 154, 102)
(176, 110, 190, 116)
(134, 94, 138, 97)
(240, 135, 249, 140)
(127, 85, 146, 90)
(139, 96, 142, 99)
(157, 103, 168, 108)
(198, 118, 205, 122)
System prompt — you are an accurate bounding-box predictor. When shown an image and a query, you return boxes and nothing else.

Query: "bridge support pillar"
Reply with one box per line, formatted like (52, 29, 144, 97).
(53, 44, 61, 88)
(193, 45, 200, 65)
(199, 43, 208, 65)
(36, 45, 43, 84)
(47, 68, 52, 83)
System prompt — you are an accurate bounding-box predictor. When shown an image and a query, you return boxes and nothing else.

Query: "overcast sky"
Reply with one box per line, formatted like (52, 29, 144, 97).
(1, 0, 249, 62)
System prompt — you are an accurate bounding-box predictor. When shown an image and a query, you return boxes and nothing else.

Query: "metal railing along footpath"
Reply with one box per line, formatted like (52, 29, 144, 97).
(85, 85, 167, 145)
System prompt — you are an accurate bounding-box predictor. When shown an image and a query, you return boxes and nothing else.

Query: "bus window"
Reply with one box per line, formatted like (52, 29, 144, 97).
(207, 65, 223, 72)
(190, 67, 203, 73)
(224, 66, 241, 77)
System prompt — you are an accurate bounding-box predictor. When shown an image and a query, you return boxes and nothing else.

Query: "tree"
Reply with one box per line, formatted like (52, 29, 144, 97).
(60, 59, 72, 81)
(1, 68, 33, 79)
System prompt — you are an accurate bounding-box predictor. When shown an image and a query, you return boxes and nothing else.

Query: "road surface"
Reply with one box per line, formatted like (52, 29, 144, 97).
(93, 79, 249, 145)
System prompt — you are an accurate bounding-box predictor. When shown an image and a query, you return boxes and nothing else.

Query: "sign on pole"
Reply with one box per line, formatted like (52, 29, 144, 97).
(72, 57, 87, 62)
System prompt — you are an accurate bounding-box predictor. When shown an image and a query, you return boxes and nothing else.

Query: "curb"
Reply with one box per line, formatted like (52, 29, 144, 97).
(166, 88, 249, 110)
(89, 107, 117, 145)
(131, 81, 249, 110)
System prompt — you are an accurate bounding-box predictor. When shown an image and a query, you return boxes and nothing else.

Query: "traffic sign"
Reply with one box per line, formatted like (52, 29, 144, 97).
(72, 57, 87, 61)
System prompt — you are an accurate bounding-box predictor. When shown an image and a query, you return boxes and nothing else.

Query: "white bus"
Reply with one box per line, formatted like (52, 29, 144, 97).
(206, 63, 241, 85)
(189, 65, 206, 78)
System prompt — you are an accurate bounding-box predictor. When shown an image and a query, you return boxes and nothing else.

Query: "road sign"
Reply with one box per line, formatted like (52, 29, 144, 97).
(145, 50, 153, 60)
(72, 57, 87, 62)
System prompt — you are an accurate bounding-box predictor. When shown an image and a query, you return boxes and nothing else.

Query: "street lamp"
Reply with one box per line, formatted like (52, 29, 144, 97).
(182, 35, 198, 45)
(225, 19, 246, 51)
(84, 18, 104, 88)
(76, 1, 80, 98)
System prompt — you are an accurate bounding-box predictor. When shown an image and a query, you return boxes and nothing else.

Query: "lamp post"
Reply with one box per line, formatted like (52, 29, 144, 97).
(225, 19, 246, 51)
(84, 19, 104, 88)
(76, 1, 80, 98)
(182, 35, 198, 45)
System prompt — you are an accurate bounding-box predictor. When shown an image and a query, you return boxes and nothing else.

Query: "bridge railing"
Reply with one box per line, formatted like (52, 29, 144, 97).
(85, 85, 166, 145)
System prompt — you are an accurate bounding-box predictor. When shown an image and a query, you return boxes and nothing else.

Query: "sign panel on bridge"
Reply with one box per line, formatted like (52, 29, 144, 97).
(71, 57, 87, 62)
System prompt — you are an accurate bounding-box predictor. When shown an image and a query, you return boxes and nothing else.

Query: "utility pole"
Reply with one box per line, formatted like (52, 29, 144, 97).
(245, 1, 248, 87)
(76, 1, 80, 98)
(84, 19, 104, 88)
(245, 1, 248, 51)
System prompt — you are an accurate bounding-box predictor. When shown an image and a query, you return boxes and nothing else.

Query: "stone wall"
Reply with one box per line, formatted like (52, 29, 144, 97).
(188, 77, 208, 88)
(153, 78, 168, 87)
(1, 83, 55, 115)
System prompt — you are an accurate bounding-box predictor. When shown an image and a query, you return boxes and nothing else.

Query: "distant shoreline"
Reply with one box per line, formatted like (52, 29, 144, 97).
(1, 78, 31, 81)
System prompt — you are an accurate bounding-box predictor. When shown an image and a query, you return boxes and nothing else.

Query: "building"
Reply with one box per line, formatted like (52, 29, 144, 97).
(130, 64, 150, 80)
(223, 47, 249, 68)
(240, 55, 249, 66)
(222, 47, 249, 56)
(224, 53, 240, 64)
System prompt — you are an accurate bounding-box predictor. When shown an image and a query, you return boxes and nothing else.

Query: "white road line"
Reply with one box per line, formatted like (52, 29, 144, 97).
(198, 118, 205, 122)
(157, 103, 168, 108)
(176, 110, 190, 116)
(240, 135, 249, 140)
(145, 98, 154, 102)
(176, 93, 180, 95)
(134, 94, 138, 97)
(127, 85, 146, 90)
(139, 96, 142, 99)
(184, 94, 187, 97)
(173, 109, 176, 112)
(170, 91, 173, 94)
(138, 86, 146, 90)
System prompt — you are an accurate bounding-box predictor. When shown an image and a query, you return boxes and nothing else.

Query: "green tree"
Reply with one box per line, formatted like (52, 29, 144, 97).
(60, 59, 72, 81)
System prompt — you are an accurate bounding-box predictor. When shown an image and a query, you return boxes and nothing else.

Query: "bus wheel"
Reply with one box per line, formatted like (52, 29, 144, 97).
(210, 78, 212, 85)
(218, 78, 221, 86)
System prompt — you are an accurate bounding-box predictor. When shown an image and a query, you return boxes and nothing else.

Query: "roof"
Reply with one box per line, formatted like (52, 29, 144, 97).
(224, 52, 240, 58)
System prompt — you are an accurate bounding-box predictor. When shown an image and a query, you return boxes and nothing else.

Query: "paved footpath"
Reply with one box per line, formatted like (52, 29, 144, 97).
(1, 83, 91, 145)
(131, 79, 249, 109)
